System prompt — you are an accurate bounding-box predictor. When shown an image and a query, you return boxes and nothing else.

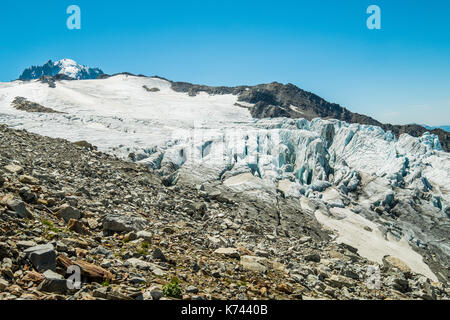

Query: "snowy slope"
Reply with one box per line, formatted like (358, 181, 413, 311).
(0, 74, 448, 281)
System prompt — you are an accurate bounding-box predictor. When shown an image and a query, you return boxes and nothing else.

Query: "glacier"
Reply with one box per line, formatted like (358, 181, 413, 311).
(0, 74, 449, 281)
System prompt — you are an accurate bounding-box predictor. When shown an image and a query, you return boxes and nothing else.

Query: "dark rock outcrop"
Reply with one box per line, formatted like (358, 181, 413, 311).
(11, 97, 64, 114)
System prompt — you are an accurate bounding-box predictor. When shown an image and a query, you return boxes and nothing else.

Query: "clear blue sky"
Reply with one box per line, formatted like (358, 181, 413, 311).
(1, 0, 449, 126)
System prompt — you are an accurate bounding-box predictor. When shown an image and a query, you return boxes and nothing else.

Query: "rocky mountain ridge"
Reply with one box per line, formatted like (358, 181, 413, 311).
(170, 81, 449, 152)
(18, 62, 448, 152)
(19, 59, 103, 81)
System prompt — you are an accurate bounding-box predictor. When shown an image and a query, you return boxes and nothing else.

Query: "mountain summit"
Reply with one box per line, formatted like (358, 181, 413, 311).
(19, 59, 104, 80)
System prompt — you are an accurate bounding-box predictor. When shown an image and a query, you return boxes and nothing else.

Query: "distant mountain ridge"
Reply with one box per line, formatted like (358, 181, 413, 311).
(423, 125, 450, 133)
(19, 59, 103, 80)
(170, 81, 450, 152)
(16, 60, 449, 152)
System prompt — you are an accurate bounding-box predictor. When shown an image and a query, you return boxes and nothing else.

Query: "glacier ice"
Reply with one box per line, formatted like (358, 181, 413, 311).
(0, 74, 448, 213)
(0, 74, 449, 280)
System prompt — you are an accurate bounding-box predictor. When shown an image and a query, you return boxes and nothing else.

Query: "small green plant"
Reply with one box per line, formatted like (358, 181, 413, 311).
(101, 280, 110, 287)
(136, 248, 148, 256)
(162, 277, 182, 299)
(50, 226, 61, 233)
(141, 241, 149, 249)
(41, 219, 61, 233)
(42, 219, 53, 227)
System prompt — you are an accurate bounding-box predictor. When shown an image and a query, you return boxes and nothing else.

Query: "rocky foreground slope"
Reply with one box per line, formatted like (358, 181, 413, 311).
(0, 124, 448, 300)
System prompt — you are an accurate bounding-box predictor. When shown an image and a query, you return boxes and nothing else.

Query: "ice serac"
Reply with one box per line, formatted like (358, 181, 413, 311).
(18, 59, 104, 80)
(0, 74, 448, 282)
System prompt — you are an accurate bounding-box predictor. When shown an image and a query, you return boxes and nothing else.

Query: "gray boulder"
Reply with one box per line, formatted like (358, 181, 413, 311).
(103, 213, 148, 233)
(4, 164, 23, 174)
(136, 231, 153, 242)
(3, 197, 32, 219)
(24, 244, 56, 271)
(37, 270, 67, 294)
(152, 248, 167, 262)
(56, 204, 82, 223)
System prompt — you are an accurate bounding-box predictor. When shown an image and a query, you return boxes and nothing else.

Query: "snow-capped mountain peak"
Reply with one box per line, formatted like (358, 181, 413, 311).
(19, 59, 104, 80)
(54, 59, 84, 78)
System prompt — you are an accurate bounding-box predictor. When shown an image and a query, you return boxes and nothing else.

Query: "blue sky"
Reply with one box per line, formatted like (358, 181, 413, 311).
(1, 0, 449, 126)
